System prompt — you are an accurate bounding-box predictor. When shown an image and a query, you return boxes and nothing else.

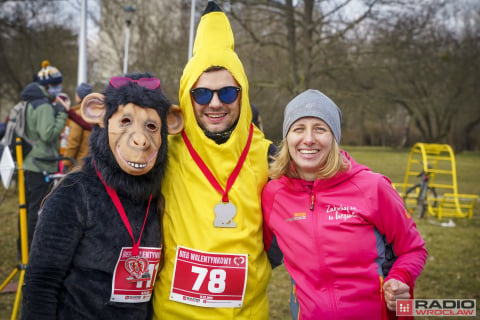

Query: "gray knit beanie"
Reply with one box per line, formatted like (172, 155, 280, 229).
(282, 89, 342, 143)
(76, 82, 93, 100)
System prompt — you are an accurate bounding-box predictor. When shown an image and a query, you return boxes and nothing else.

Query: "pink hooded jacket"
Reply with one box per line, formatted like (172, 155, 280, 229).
(262, 151, 427, 320)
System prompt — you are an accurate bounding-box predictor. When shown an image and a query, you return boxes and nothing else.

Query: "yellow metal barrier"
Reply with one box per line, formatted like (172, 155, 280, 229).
(394, 143, 478, 220)
(438, 193, 478, 220)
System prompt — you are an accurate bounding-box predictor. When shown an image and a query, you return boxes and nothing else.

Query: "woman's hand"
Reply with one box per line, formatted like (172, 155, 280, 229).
(383, 279, 410, 311)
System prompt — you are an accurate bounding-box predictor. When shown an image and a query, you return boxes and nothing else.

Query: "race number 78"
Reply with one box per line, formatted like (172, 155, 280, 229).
(191, 266, 226, 293)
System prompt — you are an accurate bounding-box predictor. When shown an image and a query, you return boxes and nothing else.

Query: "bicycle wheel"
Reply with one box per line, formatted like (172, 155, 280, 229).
(417, 186, 438, 219)
(403, 184, 420, 214)
(426, 187, 438, 215)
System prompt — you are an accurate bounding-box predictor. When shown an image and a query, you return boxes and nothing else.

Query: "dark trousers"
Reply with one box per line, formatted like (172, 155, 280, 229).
(23, 171, 54, 251)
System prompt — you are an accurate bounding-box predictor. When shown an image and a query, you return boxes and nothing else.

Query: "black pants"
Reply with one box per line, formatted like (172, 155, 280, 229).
(23, 171, 54, 251)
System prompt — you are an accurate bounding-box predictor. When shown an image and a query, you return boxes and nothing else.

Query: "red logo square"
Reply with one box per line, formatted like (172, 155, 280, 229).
(397, 299, 413, 316)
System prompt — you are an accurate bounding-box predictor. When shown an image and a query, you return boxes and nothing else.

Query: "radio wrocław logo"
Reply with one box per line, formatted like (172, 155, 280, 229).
(397, 299, 476, 317)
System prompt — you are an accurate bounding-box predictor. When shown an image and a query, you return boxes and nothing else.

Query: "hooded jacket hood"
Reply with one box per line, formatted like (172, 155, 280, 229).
(321, 150, 372, 188)
(179, 1, 253, 159)
(21, 82, 51, 108)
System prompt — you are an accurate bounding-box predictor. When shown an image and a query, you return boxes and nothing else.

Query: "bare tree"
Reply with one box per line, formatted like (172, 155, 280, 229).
(362, 1, 479, 148)
(96, 0, 190, 101)
(452, 6, 480, 151)
(218, 0, 422, 141)
(0, 0, 79, 118)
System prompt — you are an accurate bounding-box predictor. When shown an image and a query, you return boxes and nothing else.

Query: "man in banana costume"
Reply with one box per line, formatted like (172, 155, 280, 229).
(152, 1, 275, 319)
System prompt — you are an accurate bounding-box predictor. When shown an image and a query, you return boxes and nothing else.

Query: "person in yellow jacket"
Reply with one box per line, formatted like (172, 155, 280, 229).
(152, 1, 276, 319)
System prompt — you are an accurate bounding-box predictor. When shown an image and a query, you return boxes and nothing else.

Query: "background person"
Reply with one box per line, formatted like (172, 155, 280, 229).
(152, 2, 276, 319)
(251, 103, 264, 131)
(262, 89, 427, 320)
(23, 60, 69, 250)
(61, 82, 93, 172)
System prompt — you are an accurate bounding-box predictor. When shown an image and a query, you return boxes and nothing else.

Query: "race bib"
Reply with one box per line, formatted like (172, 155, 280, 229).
(170, 246, 248, 308)
(110, 247, 161, 303)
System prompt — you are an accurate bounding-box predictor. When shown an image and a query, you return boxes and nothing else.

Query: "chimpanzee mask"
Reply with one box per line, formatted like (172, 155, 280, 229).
(81, 72, 183, 201)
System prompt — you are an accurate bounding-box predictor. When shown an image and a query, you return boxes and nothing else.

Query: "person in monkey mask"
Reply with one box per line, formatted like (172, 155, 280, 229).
(22, 72, 184, 320)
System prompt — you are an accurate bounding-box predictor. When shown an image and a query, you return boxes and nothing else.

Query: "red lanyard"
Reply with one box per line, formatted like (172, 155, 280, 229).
(181, 124, 253, 203)
(95, 163, 152, 256)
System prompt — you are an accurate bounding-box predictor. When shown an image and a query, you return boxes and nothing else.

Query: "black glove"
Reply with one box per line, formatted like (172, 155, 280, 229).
(52, 102, 65, 115)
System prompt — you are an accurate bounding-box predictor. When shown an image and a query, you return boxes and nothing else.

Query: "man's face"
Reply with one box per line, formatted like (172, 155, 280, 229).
(191, 69, 241, 133)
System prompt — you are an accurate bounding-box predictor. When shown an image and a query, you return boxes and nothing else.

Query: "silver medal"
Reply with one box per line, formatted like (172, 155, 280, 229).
(213, 202, 237, 228)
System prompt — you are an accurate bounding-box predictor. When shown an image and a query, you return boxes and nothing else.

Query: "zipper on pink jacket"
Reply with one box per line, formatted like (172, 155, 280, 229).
(310, 192, 315, 210)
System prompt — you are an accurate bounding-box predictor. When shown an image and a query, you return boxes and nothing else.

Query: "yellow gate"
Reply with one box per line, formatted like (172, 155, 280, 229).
(394, 143, 478, 220)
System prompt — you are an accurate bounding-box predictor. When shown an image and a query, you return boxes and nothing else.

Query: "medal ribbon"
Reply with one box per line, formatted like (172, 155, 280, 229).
(182, 124, 254, 203)
(95, 163, 152, 256)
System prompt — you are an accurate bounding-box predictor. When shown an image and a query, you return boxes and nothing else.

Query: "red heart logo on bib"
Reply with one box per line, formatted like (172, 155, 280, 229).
(234, 256, 245, 266)
(125, 256, 149, 280)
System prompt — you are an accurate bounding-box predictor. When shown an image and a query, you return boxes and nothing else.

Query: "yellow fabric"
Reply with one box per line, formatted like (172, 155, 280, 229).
(152, 7, 272, 320)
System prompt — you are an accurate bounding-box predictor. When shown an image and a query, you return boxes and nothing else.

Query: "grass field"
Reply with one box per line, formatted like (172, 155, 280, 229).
(1, 146, 479, 319)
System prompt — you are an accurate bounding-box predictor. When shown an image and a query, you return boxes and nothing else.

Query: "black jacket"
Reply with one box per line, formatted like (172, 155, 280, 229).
(22, 160, 161, 320)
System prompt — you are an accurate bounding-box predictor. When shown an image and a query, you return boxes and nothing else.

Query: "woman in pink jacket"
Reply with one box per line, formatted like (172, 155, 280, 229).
(262, 89, 427, 320)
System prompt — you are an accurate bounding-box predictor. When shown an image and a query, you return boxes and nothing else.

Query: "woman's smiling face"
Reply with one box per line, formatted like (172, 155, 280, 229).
(286, 117, 334, 181)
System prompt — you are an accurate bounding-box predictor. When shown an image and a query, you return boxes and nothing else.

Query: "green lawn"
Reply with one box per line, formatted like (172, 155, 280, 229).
(1, 146, 479, 319)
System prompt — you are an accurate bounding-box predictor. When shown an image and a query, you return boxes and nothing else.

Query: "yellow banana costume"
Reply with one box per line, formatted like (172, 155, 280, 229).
(152, 2, 272, 319)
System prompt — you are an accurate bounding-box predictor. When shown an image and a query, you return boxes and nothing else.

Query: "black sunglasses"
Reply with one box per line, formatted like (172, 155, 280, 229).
(190, 86, 241, 105)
